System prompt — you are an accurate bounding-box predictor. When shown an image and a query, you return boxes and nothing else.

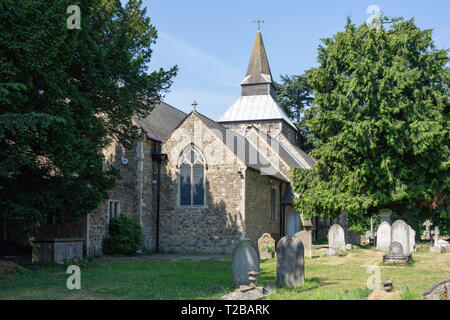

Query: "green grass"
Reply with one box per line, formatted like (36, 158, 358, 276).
(0, 246, 449, 300)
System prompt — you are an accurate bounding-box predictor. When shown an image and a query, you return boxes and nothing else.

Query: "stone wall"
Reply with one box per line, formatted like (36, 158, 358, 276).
(245, 168, 282, 244)
(159, 114, 245, 254)
(221, 120, 282, 141)
(87, 136, 156, 256)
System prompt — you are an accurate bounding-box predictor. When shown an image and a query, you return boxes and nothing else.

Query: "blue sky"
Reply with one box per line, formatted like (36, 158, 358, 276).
(140, 0, 450, 120)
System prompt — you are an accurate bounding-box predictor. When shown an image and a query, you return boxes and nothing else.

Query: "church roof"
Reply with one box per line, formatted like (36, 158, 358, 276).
(241, 31, 273, 85)
(218, 94, 297, 130)
(218, 31, 297, 131)
(252, 127, 307, 169)
(133, 102, 187, 142)
(194, 112, 289, 182)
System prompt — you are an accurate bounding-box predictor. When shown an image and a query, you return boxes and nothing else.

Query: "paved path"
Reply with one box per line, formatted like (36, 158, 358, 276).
(98, 253, 228, 261)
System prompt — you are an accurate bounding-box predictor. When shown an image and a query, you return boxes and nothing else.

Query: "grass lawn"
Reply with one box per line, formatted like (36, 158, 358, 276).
(0, 245, 448, 300)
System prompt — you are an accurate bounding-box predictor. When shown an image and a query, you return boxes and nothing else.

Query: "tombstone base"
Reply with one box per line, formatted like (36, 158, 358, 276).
(383, 253, 412, 264)
(430, 246, 442, 254)
(32, 238, 83, 264)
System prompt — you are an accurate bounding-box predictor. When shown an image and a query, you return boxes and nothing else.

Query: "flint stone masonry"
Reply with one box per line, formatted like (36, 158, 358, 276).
(32, 238, 83, 264)
(422, 279, 450, 300)
(376, 221, 391, 252)
(231, 240, 260, 286)
(258, 233, 276, 259)
(276, 236, 305, 287)
(328, 224, 346, 251)
(391, 220, 411, 255)
(294, 230, 312, 258)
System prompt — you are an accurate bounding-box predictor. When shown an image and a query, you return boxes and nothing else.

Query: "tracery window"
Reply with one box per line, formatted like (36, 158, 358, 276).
(178, 145, 206, 206)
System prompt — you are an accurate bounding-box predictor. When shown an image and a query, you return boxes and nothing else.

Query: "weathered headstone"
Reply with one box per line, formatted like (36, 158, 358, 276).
(430, 226, 446, 253)
(376, 221, 391, 252)
(422, 220, 433, 240)
(383, 241, 412, 264)
(434, 226, 440, 247)
(294, 230, 312, 258)
(379, 209, 392, 224)
(346, 230, 361, 245)
(231, 240, 260, 286)
(328, 224, 346, 251)
(391, 220, 411, 255)
(276, 236, 305, 287)
(408, 226, 416, 253)
(257, 233, 275, 260)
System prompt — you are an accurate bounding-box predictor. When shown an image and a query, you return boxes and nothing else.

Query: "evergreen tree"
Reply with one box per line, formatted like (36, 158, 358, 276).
(292, 17, 449, 232)
(276, 74, 314, 152)
(0, 0, 176, 230)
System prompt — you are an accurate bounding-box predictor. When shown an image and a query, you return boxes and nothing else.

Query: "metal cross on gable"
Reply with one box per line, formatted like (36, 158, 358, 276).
(191, 100, 198, 112)
(253, 16, 264, 31)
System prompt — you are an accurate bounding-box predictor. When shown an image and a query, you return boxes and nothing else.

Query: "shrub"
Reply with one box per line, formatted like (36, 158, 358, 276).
(102, 215, 144, 255)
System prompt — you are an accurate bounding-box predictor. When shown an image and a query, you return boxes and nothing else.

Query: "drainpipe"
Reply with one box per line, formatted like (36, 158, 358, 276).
(279, 182, 283, 237)
(152, 150, 167, 253)
(137, 140, 144, 226)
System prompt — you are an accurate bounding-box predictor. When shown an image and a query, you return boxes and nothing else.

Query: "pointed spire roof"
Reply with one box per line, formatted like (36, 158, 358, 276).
(241, 31, 273, 85)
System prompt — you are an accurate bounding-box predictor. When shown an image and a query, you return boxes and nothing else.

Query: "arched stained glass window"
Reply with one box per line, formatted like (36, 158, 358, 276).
(178, 145, 205, 206)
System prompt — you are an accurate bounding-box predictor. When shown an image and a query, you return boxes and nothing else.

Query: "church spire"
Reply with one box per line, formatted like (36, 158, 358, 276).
(241, 31, 273, 86)
(240, 31, 276, 98)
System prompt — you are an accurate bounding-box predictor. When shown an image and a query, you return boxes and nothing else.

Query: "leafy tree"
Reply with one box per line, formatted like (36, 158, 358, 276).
(275, 74, 314, 152)
(292, 17, 449, 233)
(0, 0, 176, 231)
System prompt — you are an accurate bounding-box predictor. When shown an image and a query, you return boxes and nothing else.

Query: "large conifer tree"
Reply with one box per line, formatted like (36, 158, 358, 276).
(292, 17, 449, 232)
(0, 0, 176, 230)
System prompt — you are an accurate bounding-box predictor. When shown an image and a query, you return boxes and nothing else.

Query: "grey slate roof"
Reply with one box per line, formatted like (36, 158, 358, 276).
(218, 95, 297, 130)
(195, 112, 289, 182)
(284, 139, 316, 168)
(253, 127, 306, 168)
(133, 102, 187, 142)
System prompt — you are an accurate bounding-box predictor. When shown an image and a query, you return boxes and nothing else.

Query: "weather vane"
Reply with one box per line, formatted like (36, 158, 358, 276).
(253, 16, 264, 31)
(192, 100, 198, 112)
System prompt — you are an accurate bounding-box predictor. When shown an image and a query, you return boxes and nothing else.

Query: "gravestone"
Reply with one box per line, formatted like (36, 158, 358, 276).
(294, 230, 312, 258)
(376, 221, 391, 252)
(32, 238, 83, 264)
(328, 224, 346, 251)
(422, 220, 433, 240)
(408, 226, 416, 253)
(391, 220, 411, 255)
(430, 226, 447, 253)
(231, 240, 260, 286)
(434, 226, 440, 247)
(379, 209, 392, 224)
(346, 230, 361, 245)
(257, 233, 276, 260)
(383, 241, 412, 264)
(276, 236, 304, 287)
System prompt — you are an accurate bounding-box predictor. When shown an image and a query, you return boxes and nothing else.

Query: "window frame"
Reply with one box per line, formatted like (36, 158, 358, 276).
(270, 188, 277, 221)
(177, 145, 207, 208)
(108, 200, 120, 223)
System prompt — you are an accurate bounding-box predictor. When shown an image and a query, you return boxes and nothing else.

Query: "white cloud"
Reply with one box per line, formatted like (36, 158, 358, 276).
(154, 32, 242, 88)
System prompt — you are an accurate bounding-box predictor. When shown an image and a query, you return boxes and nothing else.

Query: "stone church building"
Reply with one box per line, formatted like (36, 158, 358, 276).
(84, 30, 322, 255)
(2, 31, 346, 255)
